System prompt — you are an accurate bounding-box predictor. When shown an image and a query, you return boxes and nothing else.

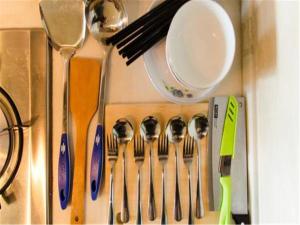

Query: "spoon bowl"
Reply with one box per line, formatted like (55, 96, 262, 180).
(140, 116, 161, 142)
(113, 118, 134, 144)
(86, 0, 128, 45)
(166, 116, 187, 143)
(188, 114, 209, 140)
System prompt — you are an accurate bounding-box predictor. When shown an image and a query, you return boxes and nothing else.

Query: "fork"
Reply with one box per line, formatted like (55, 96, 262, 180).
(158, 135, 169, 225)
(134, 135, 145, 225)
(107, 134, 119, 225)
(183, 136, 195, 225)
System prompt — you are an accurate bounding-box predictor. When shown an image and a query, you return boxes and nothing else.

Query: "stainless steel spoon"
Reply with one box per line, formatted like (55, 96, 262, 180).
(86, 0, 128, 200)
(166, 116, 187, 221)
(140, 116, 161, 221)
(188, 114, 209, 218)
(113, 118, 134, 223)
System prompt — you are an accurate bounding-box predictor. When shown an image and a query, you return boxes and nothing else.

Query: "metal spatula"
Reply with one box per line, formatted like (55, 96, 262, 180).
(39, 0, 86, 210)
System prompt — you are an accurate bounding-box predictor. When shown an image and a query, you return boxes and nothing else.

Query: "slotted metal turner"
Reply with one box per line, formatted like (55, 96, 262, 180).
(39, 0, 86, 210)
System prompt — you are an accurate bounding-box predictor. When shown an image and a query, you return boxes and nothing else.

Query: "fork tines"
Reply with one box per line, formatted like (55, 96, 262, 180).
(134, 135, 145, 161)
(158, 134, 169, 159)
(107, 134, 118, 159)
(183, 136, 195, 160)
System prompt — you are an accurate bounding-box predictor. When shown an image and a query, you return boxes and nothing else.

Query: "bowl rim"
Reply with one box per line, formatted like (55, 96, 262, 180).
(165, 0, 236, 90)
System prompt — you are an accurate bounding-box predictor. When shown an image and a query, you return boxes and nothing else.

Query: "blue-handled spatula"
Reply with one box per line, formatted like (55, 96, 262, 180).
(39, 0, 86, 210)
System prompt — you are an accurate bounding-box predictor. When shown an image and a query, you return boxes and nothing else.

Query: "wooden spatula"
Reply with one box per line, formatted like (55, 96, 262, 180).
(70, 57, 100, 224)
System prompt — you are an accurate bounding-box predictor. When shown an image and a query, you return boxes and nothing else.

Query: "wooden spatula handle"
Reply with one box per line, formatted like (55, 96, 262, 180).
(71, 125, 88, 224)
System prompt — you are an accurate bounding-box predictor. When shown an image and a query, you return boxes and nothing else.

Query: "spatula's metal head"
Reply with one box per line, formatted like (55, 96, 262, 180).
(39, 0, 86, 52)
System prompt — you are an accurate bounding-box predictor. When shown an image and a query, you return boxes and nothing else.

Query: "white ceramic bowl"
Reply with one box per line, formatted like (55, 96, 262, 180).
(144, 35, 215, 104)
(166, 0, 235, 90)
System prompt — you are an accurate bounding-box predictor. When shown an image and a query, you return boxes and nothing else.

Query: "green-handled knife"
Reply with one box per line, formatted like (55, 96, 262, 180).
(219, 96, 239, 225)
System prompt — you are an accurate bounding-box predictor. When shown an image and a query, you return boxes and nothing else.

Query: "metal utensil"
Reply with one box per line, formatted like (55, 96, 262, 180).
(39, 0, 86, 210)
(183, 136, 195, 225)
(86, 0, 128, 200)
(165, 115, 186, 221)
(157, 134, 169, 225)
(188, 114, 208, 218)
(140, 116, 161, 220)
(113, 118, 134, 223)
(107, 134, 119, 225)
(133, 136, 145, 225)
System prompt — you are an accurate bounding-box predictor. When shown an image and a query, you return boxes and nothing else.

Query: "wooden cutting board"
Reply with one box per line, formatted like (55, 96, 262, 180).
(98, 103, 219, 224)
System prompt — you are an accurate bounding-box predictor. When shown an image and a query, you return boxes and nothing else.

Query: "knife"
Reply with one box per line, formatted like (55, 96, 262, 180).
(219, 96, 238, 225)
(208, 96, 250, 224)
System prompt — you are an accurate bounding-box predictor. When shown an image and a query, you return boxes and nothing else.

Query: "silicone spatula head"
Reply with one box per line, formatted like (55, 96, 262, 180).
(220, 96, 239, 157)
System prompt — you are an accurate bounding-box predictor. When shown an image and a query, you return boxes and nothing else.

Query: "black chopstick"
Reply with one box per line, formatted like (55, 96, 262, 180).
(106, 0, 181, 45)
(126, 23, 170, 65)
(121, 16, 173, 59)
(116, 0, 187, 49)
(106, 0, 173, 45)
(119, 12, 174, 57)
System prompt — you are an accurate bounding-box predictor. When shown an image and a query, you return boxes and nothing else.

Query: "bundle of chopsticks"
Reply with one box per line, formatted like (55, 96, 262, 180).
(106, 0, 190, 65)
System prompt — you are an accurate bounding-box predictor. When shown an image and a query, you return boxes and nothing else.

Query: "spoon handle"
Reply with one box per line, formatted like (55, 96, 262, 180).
(90, 47, 113, 200)
(97, 46, 113, 124)
(90, 124, 104, 200)
(174, 144, 182, 221)
(121, 144, 129, 223)
(148, 144, 156, 220)
(196, 140, 204, 218)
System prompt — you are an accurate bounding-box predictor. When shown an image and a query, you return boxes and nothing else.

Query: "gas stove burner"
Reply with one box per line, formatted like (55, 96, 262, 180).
(0, 87, 23, 195)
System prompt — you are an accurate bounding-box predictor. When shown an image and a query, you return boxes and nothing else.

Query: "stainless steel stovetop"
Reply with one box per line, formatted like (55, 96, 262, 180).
(0, 29, 51, 224)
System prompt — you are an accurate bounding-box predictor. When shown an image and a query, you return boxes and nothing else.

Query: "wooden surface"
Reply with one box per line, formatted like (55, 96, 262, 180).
(70, 58, 100, 224)
(43, 1, 242, 223)
(101, 103, 219, 224)
(0, 2, 243, 222)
